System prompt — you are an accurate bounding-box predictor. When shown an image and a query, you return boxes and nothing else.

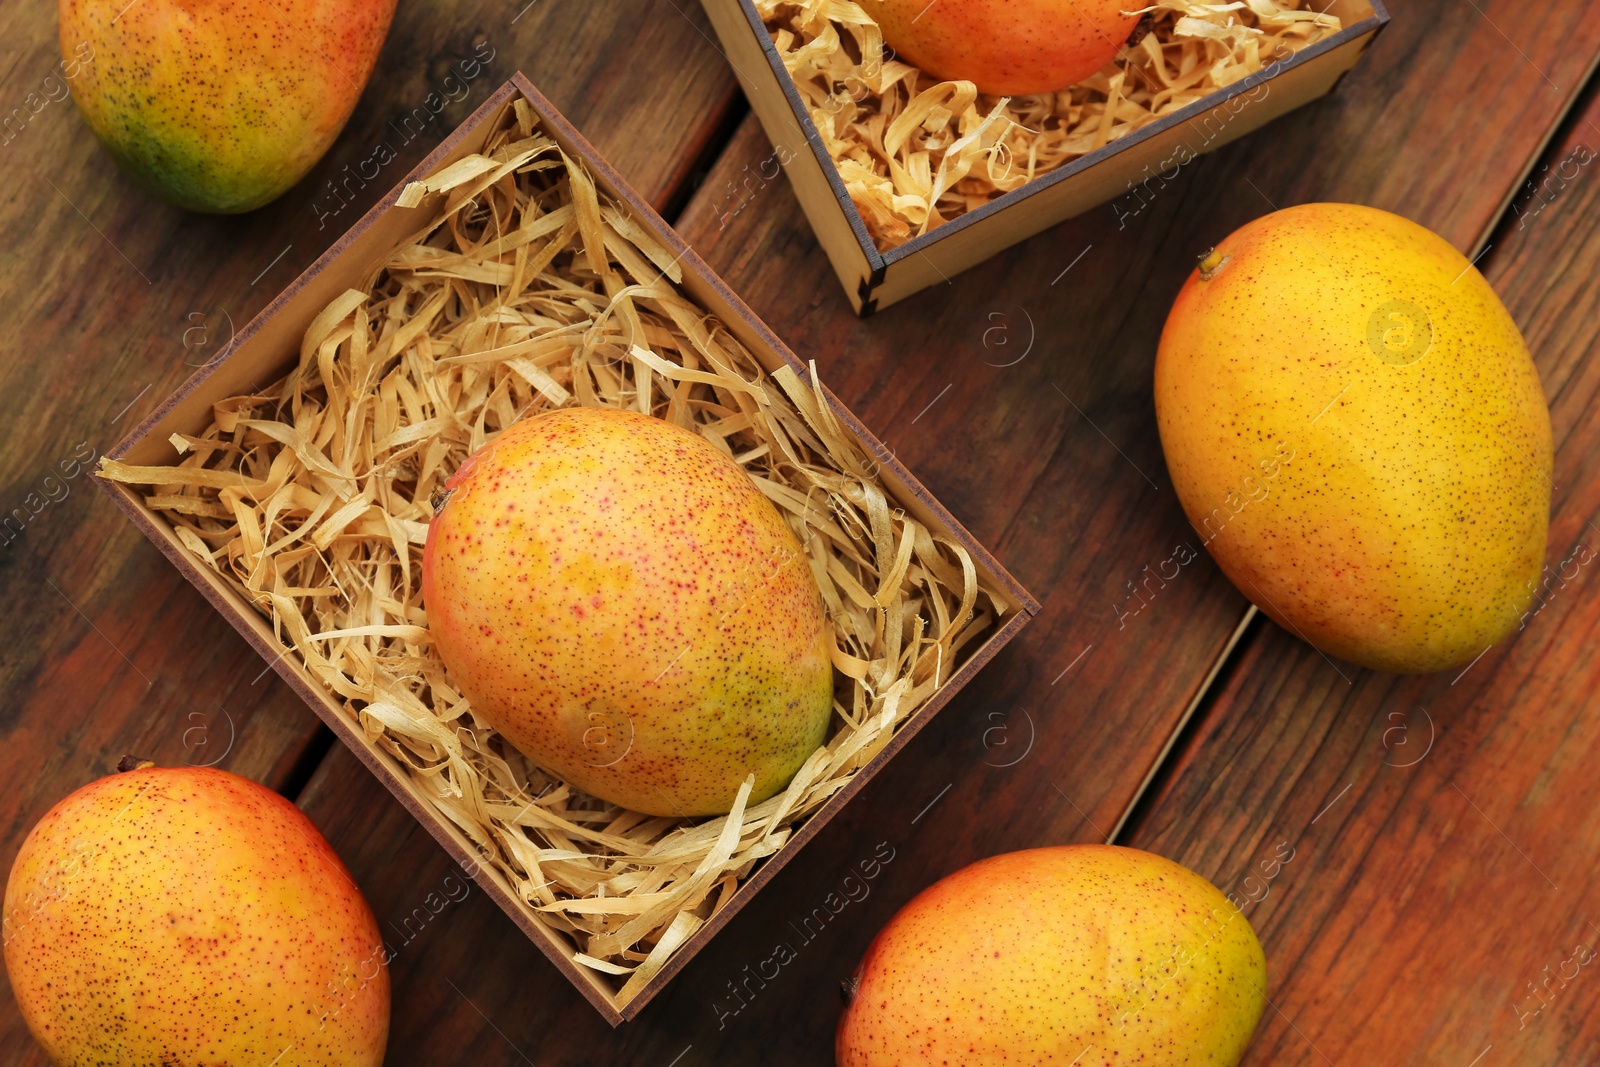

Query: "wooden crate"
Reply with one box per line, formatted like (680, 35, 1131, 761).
(97, 74, 1038, 1025)
(698, 0, 1390, 314)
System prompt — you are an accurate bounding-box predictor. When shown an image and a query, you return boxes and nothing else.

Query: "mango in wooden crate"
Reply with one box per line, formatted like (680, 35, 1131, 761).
(856, 0, 1137, 95)
(422, 407, 836, 817)
(58, 0, 395, 212)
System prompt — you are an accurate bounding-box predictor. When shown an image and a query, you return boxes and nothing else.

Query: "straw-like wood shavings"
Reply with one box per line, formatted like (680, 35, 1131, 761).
(762, 0, 1342, 249)
(100, 97, 1012, 1003)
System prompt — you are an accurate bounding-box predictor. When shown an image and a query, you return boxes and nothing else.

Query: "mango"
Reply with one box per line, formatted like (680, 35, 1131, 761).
(837, 845, 1267, 1066)
(58, 0, 396, 213)
(3, 761, 389, 1065)
(1155, 203, 1553, 673)
(421, 407, 835, 817)
(857, 0, 1136, 95)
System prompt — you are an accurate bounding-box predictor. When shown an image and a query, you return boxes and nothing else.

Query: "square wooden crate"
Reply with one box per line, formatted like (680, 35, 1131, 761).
(698, 0, 1390, 313)
(97, 74, 1039, 1025)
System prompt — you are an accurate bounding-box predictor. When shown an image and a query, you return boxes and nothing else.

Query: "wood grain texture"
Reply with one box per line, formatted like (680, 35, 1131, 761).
(1123, 80, 1600, 1067)
(5, 1, 1600, 1066)
(269, 2, 1600, 1065)
(0, 1, 737, 1062)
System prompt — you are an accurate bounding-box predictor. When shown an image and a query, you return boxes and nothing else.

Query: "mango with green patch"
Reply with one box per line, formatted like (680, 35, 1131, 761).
(1155, 203, 1552, 673)
(837, 845, 1267, 1066)
(58, 0, 396, 213)
(422, 407, 836, 817)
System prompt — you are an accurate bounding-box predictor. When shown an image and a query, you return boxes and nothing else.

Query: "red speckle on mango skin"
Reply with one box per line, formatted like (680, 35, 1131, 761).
(837, 846, 1267, 1067)
(58, 0, 396, 213)
(857, 0, 1137, 96)
(2, 765, 389, 1066)
(421, 407, 836, 818)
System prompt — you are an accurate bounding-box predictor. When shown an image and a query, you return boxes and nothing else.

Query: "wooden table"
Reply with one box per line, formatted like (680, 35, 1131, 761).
(2, 1, 1598, 1063)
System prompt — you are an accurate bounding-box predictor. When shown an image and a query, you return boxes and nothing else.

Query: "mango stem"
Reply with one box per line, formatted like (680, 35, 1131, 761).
(1198, 248, 1231, 280)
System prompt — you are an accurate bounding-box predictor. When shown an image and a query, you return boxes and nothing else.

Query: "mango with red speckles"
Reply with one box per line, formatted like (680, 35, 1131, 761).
(58, 0, 396, 213)
(421, 407, 836, 817)
(3, 762, 389, 1065)
(837, 845, 1267, 1066)
(1155, 203, 1553, 674)
(857, 0, 1137, 95)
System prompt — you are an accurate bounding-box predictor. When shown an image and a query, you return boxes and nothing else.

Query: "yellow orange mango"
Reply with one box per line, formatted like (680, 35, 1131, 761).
(3, 762, 389, 1065)
(421, 407, 835, 817)
(837, 845, 1267, 1066)
(1155, 203, 1552, 673)
(58, 0, 396, 212)
(858, 0, 1136, 95)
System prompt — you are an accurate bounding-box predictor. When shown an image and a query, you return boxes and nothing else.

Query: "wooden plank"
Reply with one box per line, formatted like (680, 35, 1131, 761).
(267, 2, 1600, 1065)
(1123, 84, 1600, 1064)
(0, 1, 738, 1061)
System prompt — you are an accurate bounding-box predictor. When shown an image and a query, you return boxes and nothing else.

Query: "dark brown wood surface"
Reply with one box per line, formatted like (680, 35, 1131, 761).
(4, 0, 1600, 1064)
